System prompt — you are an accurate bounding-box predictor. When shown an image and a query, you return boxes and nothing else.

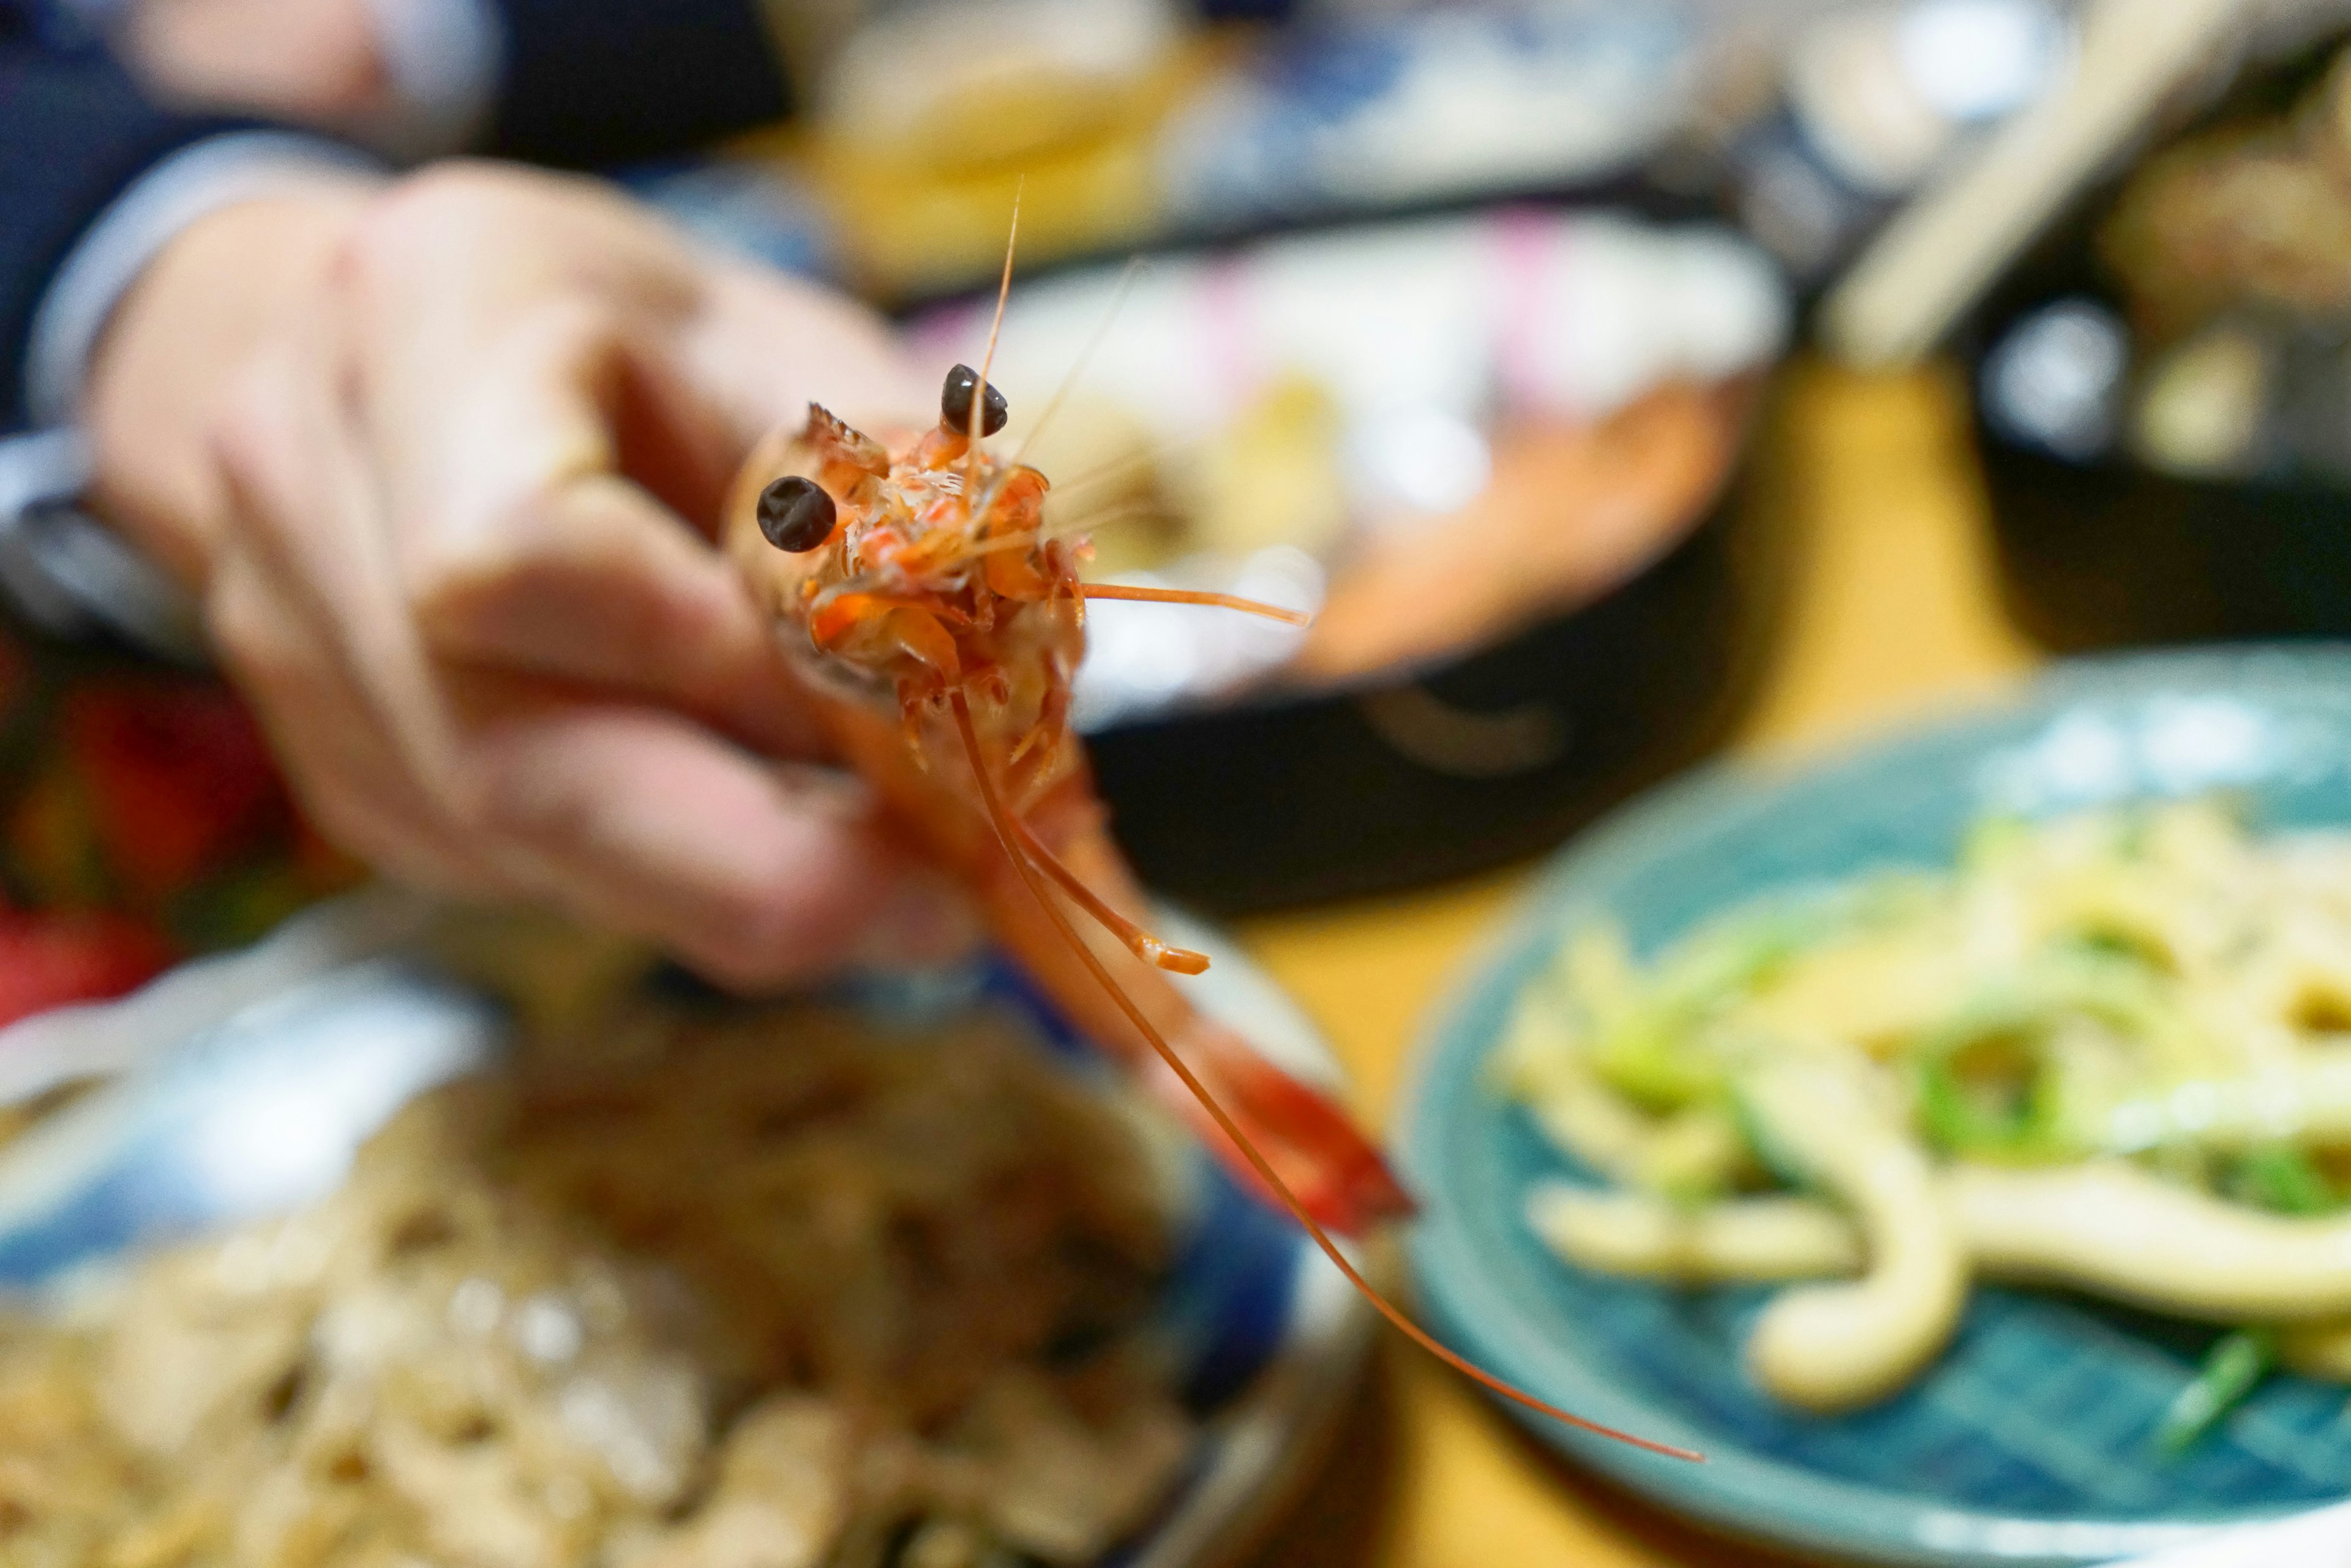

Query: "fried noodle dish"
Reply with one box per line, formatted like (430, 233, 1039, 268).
(1501, 800, 2351, 1441)
(0, 1006, 1194, 1567)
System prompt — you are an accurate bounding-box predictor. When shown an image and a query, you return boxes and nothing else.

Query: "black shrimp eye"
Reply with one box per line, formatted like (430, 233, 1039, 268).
(940, 362, 1008, 437)
(756, 475, 836, 552)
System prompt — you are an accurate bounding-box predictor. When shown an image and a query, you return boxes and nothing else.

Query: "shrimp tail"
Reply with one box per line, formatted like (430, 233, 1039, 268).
(1140, 1022, 1417, 1233)
(948, 690, 1404, 1233)
(949, 689, 1698, 1460)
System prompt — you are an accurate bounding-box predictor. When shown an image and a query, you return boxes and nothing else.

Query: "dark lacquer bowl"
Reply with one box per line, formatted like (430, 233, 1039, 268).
(1963, 37, 2351, 656)
(1088, 455, 1779, 911)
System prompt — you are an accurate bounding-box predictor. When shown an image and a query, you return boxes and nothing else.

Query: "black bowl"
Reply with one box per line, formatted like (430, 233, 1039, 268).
(1963, 37, 2351, 653)
(1089, 403, 1782, 913)
(1976, 424, 2351, 652)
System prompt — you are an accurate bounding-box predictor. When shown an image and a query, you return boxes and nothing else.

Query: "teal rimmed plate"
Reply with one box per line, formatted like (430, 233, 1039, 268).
(1398, 646, 2351, 1567)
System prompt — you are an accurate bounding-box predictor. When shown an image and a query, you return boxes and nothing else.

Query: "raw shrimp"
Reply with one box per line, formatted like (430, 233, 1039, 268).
(722, 234, 1698, 1460)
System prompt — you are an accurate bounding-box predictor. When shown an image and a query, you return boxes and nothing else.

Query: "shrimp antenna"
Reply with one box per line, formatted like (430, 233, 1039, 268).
(939, 498, 1168, 574)
(1079, 583, 1309, 626)
(1009, 256, 1149, 471)
(947, 689, 1702, 1465)
(1035, 428, 1209, 503)
(964, 180, 1023, 495)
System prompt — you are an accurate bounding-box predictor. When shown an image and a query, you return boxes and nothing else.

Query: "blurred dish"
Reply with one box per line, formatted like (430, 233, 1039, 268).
(907, 210, 1786, 909)
(1966, 35, 2351, 649)
(762, 1, 1709, 296)
(1398, 647, 2351, 1567)
(913, 209, 1784, 724)
(1086, 486, 1771, 911)
(0, 899, 1371, 1568)
(1158, 4, 1698, 231)
(1502, 797, 2351, 1430)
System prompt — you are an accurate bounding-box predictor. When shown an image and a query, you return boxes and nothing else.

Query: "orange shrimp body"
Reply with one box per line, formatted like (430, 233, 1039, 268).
(727, 391, 1412, 1237)
(787, 407, 1084, 814)
(724, 370, 1700, 1464)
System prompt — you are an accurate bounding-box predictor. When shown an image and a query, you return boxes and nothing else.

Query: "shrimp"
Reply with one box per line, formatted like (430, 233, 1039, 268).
(721, 241, 1698, 1461)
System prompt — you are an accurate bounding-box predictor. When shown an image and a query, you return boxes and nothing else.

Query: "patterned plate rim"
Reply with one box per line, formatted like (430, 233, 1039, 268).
(0, 896, 1373, 1568)
(1395, 644, 2351, 1567)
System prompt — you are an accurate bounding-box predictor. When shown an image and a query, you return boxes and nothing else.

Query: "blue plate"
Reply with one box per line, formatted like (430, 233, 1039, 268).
(1398, 646, 2351, 1567)
(0, 899, 1370, 1568)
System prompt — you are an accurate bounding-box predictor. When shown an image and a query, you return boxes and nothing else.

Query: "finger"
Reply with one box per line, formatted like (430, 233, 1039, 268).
(411, 460, 818, 759)
(205, 546, 495, 896)
(449, 681, 977, 989)
(208, 303, 468, 809)
(347, 266, 822, 757)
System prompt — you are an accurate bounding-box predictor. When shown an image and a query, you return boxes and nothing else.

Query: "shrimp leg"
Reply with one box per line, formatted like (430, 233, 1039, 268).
(1005, 811, 1209, 974)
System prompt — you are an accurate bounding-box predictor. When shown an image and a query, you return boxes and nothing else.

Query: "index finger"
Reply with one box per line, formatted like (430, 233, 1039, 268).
(338, 178, 822, 756)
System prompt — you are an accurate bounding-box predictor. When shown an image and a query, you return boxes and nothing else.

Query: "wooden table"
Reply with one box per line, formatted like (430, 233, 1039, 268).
(1233, 361, 2046, 1567)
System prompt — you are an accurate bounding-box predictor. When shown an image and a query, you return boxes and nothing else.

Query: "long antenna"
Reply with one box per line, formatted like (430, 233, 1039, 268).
(964, 181, 1023, 498)
(1009, 256, 1149, 471)
(1079, 583, 1310, 626)
(948, 689, 1703, 1465)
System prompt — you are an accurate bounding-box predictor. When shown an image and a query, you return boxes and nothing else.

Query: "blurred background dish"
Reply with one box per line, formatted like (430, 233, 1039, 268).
(894, 208, 1787, 909)
(0, 897, 1373, 1568)
(1398, 646, 2351, 1567)
(1963, 21, 2351, 650)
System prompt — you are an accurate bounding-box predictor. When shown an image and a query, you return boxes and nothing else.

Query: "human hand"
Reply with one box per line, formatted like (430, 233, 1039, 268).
(83, 161, 967, 988)
(111, 0, 390, 123)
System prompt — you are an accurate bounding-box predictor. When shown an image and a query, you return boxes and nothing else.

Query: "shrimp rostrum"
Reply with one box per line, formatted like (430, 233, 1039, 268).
(725, 349, 1697, 1460)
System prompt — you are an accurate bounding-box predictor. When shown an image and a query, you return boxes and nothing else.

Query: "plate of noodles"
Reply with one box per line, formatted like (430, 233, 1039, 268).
(1398, 646, 2351, 1567)
(0, 891, 1371, 1568)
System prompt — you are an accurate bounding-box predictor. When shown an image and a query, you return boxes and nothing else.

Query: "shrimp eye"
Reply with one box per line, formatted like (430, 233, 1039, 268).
(757, 476, 836, 552)
(941, 363, 1008, 437)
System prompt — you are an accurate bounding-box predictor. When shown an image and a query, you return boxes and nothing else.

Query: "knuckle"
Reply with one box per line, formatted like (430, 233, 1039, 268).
(401, 492, 577, 650)
(493, 294, 634, 389)
(339, 162, 525, 302)
(355, 162, 508, 246)
(202, 573, 291, 685)
(207, 373, 278, 489)
(397, 531, 487, 628)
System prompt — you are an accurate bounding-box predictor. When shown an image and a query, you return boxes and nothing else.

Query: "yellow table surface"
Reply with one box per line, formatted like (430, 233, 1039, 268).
(1232, 361, 2046, 1567)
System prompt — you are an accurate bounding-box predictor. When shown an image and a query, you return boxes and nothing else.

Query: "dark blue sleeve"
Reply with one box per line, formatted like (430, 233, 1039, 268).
(484, 0, 793, 168)
(0, 10, 244, 435)
(0, 0, 795, 435)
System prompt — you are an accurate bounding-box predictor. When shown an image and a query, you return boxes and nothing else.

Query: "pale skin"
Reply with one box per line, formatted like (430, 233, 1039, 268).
(84, 162, 977, 987)
(108, 0, 387, 126)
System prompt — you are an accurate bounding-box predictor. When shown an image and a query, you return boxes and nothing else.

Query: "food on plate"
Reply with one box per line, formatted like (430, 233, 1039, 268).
(1294, 381, 1744, 680)
(0, 1003, 1194, 1567)
(1173, 375, 1351, 567)
(2060, 42, 2351, 481)
(1499, 798, 2351, 1431)
(2102, 47, 2351, 337)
